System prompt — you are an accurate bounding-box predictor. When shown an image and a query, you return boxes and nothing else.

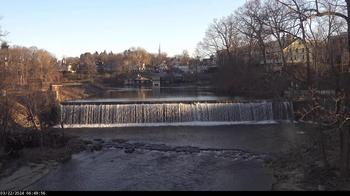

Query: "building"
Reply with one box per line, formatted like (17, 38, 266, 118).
(259, 39, 314, 71)
(96, 61, 113, 73)
(265, 41, 284, 65)
(151, 76, 161, 88)
(215, 32, 350, 74)
(124, 74, 152, 86)
(174, 64, 191, 73)
(59, 58, 77, 73)
(197, 56, 218, 73)
(328, 32, 349, 73)
(283, 39, 314, 64)
(155, 63, 169, 71)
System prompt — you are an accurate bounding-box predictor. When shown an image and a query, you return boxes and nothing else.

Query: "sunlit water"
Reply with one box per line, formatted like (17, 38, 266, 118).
(60, 100, 293, 128)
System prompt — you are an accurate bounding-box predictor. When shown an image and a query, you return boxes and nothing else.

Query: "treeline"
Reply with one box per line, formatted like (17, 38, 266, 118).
(197, 0, 350, 95)
(0, 42, 60, 92)
(0, 41, 61, 151)
(62, 47, 193, 80)
(198, 0, 350, 176)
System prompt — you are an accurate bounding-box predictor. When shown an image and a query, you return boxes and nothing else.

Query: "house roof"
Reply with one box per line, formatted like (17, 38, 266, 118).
(135, 75, 151, 81)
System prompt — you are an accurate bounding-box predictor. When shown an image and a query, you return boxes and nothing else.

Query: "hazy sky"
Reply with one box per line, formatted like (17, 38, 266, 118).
(1, 0, 245, 58)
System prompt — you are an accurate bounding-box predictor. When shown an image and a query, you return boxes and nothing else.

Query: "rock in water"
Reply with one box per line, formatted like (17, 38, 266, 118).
(125, 148, 135, 154)
(93, 144, 103, 151)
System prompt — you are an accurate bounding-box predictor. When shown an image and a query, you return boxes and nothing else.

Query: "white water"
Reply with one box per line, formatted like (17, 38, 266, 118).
(59, 101, 294, 128)
(57, 121, 282, 128)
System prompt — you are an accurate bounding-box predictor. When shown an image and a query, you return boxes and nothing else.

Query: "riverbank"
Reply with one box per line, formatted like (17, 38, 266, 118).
(268, 123, 350, 191)
(60, 81, 106, 101)
(0, 132, 87, 191)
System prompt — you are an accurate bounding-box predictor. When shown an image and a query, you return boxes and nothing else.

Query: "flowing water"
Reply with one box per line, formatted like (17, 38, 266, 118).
(60, 100, 294, 128)
(27, 87, 298, 191)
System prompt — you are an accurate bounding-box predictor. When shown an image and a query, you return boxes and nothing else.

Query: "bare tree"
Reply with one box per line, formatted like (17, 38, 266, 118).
(0, 24, 11, 150)
(236, 0, 270, 70)
(126, 47, 151, 71)
(305, 7, 345, 88)
(298, 89, 350, 176)
(264, 0, 294, 68)
(120, 48, 149, 72)
(32, 49, 60, 89)
(79, 52, 96, 80)
(2, 46, 59, 91)
(0, 92, 12, 149)
(21, 91, 57, 150)
(197, 15, 241, 63)
(0, 19, 8, 41)
(309, 0, 349, 69)
(277, 0, 315, 87)
(180, 50, 191, 65)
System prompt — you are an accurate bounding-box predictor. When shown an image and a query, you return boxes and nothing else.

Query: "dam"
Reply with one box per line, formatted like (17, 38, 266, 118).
(60, 98, 294, 128)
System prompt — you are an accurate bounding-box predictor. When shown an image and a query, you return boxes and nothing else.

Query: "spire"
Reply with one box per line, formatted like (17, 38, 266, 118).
(158, 43, 161, 57)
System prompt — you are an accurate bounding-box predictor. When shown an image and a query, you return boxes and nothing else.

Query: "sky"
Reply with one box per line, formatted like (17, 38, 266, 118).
(0, 0, 245, 58)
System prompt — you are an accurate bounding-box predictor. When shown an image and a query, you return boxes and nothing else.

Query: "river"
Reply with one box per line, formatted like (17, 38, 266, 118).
(28, 86, 300, 191)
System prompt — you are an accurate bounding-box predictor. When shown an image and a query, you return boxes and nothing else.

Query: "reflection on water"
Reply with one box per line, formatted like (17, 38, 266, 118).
(100, 86, 217, 99)
(70, 85, 231, 104)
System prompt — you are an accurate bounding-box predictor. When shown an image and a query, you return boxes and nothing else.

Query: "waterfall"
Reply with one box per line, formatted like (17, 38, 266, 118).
(59, 101, 294, 128)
